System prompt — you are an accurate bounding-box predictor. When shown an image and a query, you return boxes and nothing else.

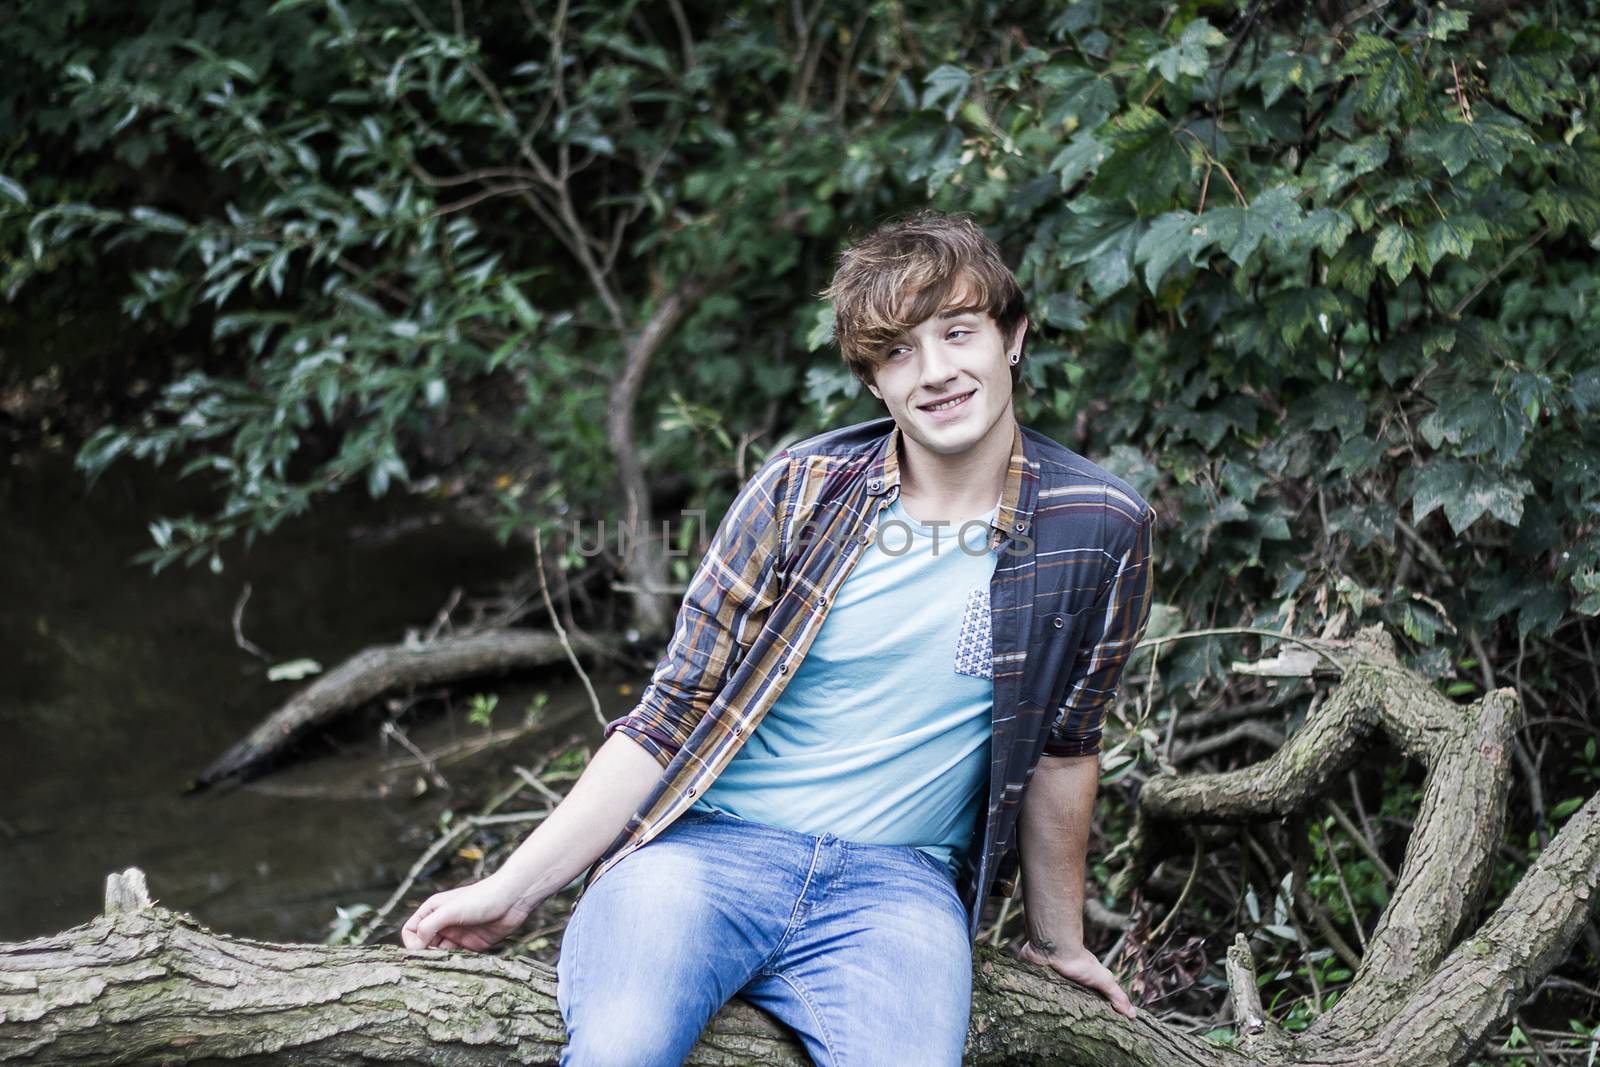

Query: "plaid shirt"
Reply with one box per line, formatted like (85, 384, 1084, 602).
(582, 415, 1155, 940)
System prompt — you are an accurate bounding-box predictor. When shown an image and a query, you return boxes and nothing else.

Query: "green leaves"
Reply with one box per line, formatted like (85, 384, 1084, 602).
(1056, 198, 1143, 300)
(1134, 209, 1200, 292)
(1146, 19, 1227, 84)
(1418, 386, 1530, 466)
(1249, 50, 1324, 108)
(1090, 105, 1189, 215)
(1266, 288, 1344, 349)
(1372, 223, 1420, 284)
(1408, 109, 1535, 178)
(1421, 213, 1489, 268)
(1408, 460, 1532, 534)
(1300, 209, 1354, 256)
(1314, 137, 1390, 198)
(921, 64, 972, 120)
(1040, 291, 1090, 331)
(1049, 131, 1107, 190)
(13, 0, 1600, 707)
(1188, 185, 1305, 268)
(1338, 34, 1425, 121)
(1038, 66, 1117, 134)
(1491, 26, 1575, 121)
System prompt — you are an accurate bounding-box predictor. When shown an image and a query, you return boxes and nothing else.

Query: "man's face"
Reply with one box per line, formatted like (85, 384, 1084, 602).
(866, 298, 1026, 460)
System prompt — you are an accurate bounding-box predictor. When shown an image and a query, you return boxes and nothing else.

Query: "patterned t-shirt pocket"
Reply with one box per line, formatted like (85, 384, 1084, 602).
(953, 587, 993, 679)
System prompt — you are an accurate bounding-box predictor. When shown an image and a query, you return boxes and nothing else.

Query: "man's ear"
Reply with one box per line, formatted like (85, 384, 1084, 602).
(1008, 315, 1030, 356)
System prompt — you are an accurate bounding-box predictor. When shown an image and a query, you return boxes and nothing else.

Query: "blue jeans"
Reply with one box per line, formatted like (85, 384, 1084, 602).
(556, 807, 973, 1066)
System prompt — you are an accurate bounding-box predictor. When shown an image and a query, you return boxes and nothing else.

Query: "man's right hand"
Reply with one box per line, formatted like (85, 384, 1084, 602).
(400, 873, 533, 952)
(394, 731, 668, 953)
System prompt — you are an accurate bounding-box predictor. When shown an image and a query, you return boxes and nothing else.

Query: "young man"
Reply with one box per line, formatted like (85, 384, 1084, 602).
(401, 211, 1156, 1065)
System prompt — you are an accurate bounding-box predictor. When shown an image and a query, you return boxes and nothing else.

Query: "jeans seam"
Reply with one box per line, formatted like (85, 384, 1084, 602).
(555, 897, 585, 1032)
(761, 836, 824, 973)
(910, 845, 958, 883)
(770, 968, 841, 1067)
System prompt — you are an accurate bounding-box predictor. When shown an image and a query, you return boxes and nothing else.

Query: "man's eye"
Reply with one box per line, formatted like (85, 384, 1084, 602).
(947, 329, 971, 340)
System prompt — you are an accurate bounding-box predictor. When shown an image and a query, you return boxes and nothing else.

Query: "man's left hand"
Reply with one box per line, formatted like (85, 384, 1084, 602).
(1014, 939, 1138, 1021)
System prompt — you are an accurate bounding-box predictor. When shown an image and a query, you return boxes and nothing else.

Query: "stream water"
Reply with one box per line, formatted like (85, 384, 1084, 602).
(0, 446, 631, 945)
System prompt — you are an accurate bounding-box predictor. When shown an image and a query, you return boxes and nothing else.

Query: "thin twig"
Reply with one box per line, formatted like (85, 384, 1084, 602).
(231, 583, 271, 662)
(1323, 818, 1369, 952)
(1139, 626, 1348, 674)
(535, 530, 607, 729)
(1450, 225, 1548, 319)
(380, 721, 448, 790)
(1515, 1012, 1559, 1067)
(405, 162, 543, 188)
(351, 819, 474, 946)
(349, 736, 583, 945)
(1150, 835, 1204, 941)
(423, 587, 463, 644)
(375, 719, 541, 774)
(1175, 128, 1248, 207)
(513, 764, 568, 807)
(427, 182, 539, 218)
(988, 888, 1019, 947)
(1288, 822, 1363, 972)
(1330, 799, 1396, 887)
(1331, 0, 1395, 38)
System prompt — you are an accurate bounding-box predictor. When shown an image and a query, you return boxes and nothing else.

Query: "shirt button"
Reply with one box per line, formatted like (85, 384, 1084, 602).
(867, 478, 883, 492)
(857, 533, 870, 545)
(1053, 616, 1065, 629)
(777, 661, 789, 673)
(687, 787, 697, 797)
(818, 596, 828, 608)
(731, 723, 743, 736)
(1013, 520, 1028, 533)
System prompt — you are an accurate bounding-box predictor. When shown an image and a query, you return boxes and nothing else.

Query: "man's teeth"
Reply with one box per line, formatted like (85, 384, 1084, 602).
(927, 393, 969, 411)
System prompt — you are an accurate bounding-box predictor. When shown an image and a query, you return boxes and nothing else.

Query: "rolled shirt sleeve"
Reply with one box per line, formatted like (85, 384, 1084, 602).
(1041, 503, 1156, 758)
(603, 450, 790, 768)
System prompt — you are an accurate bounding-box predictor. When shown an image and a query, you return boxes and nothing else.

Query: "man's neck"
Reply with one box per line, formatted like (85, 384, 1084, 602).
(895, 408, 1016, 526)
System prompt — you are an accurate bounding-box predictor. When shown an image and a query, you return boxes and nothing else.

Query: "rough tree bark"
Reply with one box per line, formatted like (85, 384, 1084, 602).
(193, 629, 618, 789)
(7, 627, 1597, 1066)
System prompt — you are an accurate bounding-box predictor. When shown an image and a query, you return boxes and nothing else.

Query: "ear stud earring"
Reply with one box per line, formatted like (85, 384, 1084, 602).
(1007, 352, 1020, 365)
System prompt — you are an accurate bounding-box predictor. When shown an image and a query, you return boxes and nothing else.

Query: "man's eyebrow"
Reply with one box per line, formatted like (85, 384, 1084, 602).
(937, 307, 983, 320)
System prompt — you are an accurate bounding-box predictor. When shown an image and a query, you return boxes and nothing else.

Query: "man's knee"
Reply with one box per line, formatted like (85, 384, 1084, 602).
(559, 1026, 683, 1067)
(559, 995, 710, 1067)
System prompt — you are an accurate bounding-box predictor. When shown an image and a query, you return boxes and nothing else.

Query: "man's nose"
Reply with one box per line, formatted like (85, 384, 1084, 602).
(919, 342, 959, 386)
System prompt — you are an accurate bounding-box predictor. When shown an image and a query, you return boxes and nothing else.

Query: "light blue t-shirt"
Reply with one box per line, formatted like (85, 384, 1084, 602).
(692, 491, 999, 875)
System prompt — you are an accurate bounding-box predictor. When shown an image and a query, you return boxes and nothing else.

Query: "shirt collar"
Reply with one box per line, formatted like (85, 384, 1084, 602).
(863, 419, 1034, 543)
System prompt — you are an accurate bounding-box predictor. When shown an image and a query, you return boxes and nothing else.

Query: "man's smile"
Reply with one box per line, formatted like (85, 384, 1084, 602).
(919, 389, 976, 415)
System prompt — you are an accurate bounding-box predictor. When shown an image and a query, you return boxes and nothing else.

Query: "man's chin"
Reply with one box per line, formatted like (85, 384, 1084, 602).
(902, 423, 983, 456)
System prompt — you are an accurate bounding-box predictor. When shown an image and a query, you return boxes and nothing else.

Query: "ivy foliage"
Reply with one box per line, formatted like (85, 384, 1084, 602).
(4, 0, 1598, 671)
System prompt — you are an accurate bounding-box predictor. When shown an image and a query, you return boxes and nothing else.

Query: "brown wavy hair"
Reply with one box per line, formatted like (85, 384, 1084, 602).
(820, 209, 1028, 389)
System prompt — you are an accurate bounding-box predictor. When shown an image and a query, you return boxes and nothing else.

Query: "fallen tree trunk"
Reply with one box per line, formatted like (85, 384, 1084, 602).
(8, 627, 1596, 1065)
(5, 803, 1599, 1067)
(0, 867, 1265, 1067)
(192, 628, 619, 790)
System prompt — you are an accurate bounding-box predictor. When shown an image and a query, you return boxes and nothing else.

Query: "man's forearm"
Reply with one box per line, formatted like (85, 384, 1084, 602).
(1016, 752, 1100, 949)
(490, 732, 666, 910)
